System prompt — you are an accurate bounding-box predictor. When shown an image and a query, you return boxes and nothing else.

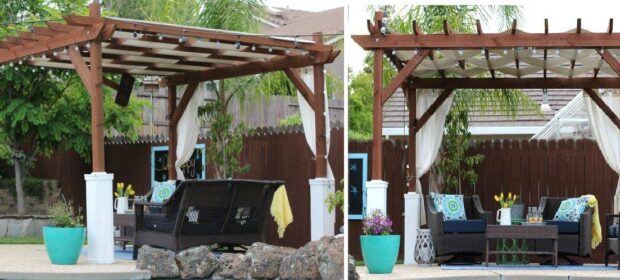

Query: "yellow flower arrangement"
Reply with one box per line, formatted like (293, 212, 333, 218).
(114, 182, 135, 198)
(494, 192, 518, 208)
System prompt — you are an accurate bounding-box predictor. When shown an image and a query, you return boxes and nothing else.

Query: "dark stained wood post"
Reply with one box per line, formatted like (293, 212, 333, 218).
(407, 87, 416, 192)
(371, 11, 384, 180)
(89, 0, 105, 172)
(313, 32, 327, 178)
(167, 86, 177, 181)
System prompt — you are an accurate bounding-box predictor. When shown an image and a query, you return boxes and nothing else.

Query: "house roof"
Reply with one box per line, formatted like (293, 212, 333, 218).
(263, 7, 344, 36)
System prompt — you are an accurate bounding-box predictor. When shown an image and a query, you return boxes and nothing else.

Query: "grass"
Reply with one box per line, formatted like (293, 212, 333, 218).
(0, 236, 44, 244)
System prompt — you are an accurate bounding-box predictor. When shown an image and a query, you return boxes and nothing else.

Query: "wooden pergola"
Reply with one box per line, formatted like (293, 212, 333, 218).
(353, 11, 620, 192)
(0, 1, 339, 179)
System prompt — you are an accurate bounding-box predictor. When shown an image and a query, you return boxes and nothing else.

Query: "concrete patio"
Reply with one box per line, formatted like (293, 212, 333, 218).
(357, 264, 620, 280)
(0, 245, 149, 280)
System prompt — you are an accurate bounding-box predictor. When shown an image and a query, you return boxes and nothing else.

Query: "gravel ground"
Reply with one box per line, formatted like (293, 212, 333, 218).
(357, 264, 620, 280)
(0, 245, 149, 280)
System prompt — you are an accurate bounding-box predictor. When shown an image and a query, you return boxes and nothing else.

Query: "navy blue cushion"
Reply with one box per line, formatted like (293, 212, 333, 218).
(444, 219, 486, 233)
(545, 220, 579, 234)
(609, 224, 619, 238)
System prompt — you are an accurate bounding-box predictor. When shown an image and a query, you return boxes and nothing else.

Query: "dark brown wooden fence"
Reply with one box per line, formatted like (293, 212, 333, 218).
(349, 139, 618, 264)
(32, 127, 343, 248)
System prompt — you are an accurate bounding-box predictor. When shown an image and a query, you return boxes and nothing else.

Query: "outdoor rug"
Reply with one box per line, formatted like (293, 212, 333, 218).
(442, 264, 617, 271)
(80, 246, 134, 260)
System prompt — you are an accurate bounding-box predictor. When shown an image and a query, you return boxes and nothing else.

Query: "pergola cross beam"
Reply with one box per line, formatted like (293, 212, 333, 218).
(381, 49, 430, 105)
(583, 88, 620, 130)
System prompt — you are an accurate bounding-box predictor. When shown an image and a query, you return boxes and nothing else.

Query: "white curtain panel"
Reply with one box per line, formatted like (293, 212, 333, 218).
(175, 85, 204, 180)
(416, 89, 454, 225)
(298, 72, 333, 179)
(584, 90, 620, 199)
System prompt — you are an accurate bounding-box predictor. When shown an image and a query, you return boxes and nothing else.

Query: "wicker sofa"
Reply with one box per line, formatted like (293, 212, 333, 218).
(133, 179, 283, 259)
(425, 195, 492, 262)
(536, 197, 593, 263)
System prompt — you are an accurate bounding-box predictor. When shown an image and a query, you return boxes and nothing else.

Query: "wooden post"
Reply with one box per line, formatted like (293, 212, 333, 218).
(371, 11, 384, 180)
(407, 87, 416, 192)
(313, 32, 327, 178)
(88, 1, 105, 172)
(167, 86, 177, 181)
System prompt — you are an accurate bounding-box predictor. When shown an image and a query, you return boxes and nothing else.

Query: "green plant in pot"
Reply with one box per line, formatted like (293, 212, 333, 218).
(360, 210, 400, 274)
(43, 201, 85, 265)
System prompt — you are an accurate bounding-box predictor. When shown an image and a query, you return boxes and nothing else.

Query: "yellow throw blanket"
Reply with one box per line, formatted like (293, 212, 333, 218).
(582, 194, 602, 249)
(270, 185, 293, 238)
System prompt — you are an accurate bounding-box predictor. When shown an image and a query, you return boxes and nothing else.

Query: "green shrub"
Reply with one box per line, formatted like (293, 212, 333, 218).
(0, 177, 46, 199)
(48, 201, 84, 227)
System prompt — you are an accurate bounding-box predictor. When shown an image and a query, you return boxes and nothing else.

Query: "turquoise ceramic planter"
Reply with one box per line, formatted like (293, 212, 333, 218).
(360, 235, 400, 274)
(42, 227, 85, 265)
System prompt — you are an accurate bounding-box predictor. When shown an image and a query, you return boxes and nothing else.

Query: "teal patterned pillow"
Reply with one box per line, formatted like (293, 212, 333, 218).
(151, 181, 176, 203)
(430, 192, 467, 221)
(553, 197, 589, 222)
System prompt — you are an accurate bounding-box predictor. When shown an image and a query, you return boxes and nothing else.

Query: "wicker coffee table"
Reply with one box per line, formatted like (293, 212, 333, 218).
(485, 225, 558, 267)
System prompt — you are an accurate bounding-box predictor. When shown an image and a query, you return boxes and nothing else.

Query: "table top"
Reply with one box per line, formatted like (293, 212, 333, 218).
(486, 224, 558, 239)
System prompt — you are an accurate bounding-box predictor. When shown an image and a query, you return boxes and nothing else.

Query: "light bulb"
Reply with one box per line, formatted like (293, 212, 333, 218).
(74, 46, 79, 51)
(413, 48, 418, 55)
(540, 103, 552, 112)
(235, 41, 241, 49)
(42, 54, 46, 59)
(63, 48, 68, 54)
(503, 48, 508, 55)
(458, 49, 464, 55)
(251, 44, 256, 51)
(86, 42, 91, 48)
(268, 47, 272, 53)
(53, 51, 57, 56)
(158, 34, 163, 41)
(18, 60, 22, 65)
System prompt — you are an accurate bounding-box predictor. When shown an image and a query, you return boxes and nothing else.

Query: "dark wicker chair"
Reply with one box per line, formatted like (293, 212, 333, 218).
(536, 197, 593, 264)
(425, 195, 492, 263)
(605, 213, 620, 269)
(133, 179, 283, 259)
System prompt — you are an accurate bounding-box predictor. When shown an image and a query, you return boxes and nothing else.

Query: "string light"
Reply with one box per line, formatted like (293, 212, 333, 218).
(63, 47, 68, 54)
(86, 42, 91, 49)
(503, 48, 508, 55)
(481, 48, 485, 55)
(42, 54, 46, 59)
(458, 49, 464, 55)
(74, 46, 79, 51)
(216, 40, 220, 46)
(251, 44, 256, 51)
(268, 47, 273, 53)
(9, 62, 13, 67)
(392, 48, 396, 55)
(18, 60, 22, 65)
(133, 31, 138, 38)
(235, 41, 241, 49)
(178, 36, 186, 43)
(532, 47, 537, 54)
(555, 48, 560, 55)
(53, 51, 57, 56)
(158, 34, 163, 41)
(413, 48, 418, 55)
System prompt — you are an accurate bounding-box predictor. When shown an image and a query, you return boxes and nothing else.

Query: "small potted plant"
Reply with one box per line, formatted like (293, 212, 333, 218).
(114, 182, 135, 214)
(43, 201, 85, 265)
(360, 210, 400, 274)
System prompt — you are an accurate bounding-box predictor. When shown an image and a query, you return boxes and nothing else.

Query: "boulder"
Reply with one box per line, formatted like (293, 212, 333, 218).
(280, 237, 329, 280)
(212, 253, 250, 280)
(246, 242, 296, 279)
(175, 246, 219, 279)
(318, 237, 344, 280)
(348, 255, 360, 280)
(136, 245, 180, 278)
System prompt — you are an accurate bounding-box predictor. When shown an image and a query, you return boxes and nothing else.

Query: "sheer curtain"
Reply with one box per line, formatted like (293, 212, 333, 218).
(416, 89, 454, 225)
(175, 85, 204, 180)
(297, 72, 333, 179)
(584, 90, 620, 211)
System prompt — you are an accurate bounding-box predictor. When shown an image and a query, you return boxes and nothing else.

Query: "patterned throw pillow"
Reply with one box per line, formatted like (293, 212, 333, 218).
(151, 181, 176, 203)
(430, 192, 467, 221)
(553, 197, 589, 222)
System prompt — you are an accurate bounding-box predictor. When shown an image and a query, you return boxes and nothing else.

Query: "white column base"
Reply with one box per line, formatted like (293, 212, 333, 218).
(84, 172, 115, 264)
(404, 192, 421, 265)
(366, 180, 388, 215)
(310, 177, 335, 240)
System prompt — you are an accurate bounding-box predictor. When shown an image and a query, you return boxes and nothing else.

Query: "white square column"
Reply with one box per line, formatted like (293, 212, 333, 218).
(366, 180, 388, 214)
(84, 172, 115, 264)
(404, 192, 421, 264)
(310, 177, 335, 240)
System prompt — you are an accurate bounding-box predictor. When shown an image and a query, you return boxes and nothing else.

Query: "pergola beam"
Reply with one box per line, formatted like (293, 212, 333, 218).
(352, 33, 620, 50)
(162, 51, 338, 86)
(583, 88, 620, 130)
(171, 83, 199, 126)
(381, 49, 430, 105)
(408, 78, 620, 89)
(283, 68, 317, 110)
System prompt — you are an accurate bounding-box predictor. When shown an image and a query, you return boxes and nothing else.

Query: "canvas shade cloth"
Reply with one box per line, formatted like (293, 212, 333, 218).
(175, 85, 204, 180)
(297, 72, 333, 179)
(416, 89, 454, 225)
(584, 90, 620, 212)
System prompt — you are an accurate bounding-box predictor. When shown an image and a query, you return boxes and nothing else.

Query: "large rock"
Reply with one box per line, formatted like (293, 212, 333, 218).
(280, 237, 331, 280)
(348, 255, 360, 280)
(212, 253, 250, 280)
(136, 245, 180, 278)
(246, 242, 296, 279)
(318, 237, 344, 280)
(175, 246, 219, 279)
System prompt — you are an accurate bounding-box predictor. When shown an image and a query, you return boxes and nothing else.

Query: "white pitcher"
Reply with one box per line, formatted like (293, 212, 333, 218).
(114, 197, 129, 214)
(496, 208, 512, 225)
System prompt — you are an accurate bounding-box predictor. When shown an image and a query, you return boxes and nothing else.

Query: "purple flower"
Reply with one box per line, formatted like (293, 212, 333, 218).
(362, 209, 393, 235)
